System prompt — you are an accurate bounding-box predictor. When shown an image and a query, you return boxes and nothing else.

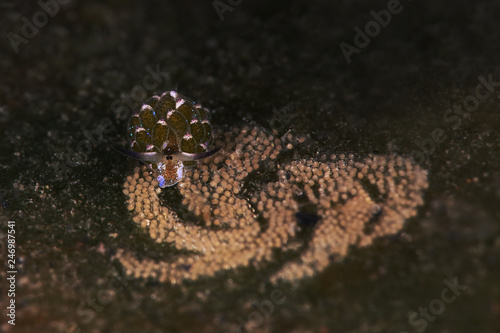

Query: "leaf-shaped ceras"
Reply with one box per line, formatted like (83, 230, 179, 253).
(125, 91, 218, 187)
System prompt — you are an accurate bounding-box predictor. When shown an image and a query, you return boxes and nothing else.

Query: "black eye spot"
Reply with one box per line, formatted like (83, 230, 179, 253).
(167, 155, 173, 160)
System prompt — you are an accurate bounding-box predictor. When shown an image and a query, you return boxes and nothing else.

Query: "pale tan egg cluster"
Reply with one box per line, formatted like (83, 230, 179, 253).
(113, 125, 428, 284)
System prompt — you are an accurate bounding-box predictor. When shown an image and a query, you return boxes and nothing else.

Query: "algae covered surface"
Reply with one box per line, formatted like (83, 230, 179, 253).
(1, 0, 499, 332)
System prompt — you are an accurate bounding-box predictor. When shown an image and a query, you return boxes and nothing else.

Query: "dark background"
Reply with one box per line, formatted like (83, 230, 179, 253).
(0, 0, 499, 332)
